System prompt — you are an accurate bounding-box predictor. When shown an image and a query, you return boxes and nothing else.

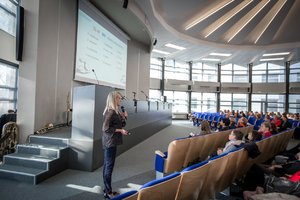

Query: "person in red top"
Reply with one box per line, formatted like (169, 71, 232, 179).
(259, 122, 272, 138)
(273, 115, 282, 128)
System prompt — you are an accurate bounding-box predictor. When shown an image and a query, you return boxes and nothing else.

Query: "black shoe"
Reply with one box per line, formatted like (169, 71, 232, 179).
(103, 191, 119, 199)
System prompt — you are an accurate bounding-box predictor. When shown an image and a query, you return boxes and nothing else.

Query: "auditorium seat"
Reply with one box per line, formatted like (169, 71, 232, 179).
(218, 148, 243, 192)
(138, 172, 181, 200)
(234, 148, 251, 180)
(155, 137, 190, 178)
(111, 190, 138, 200)
(213, 129, 231, 150)
(176, 161, 209, 200)
(198, 133, 218, 161)
(183, 135, 206, 167)
(199, 153, 229, 200)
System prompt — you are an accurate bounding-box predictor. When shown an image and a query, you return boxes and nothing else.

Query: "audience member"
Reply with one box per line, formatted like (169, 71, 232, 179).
(229, 116, 236, 129)
(190, 120, 212, 137)
(258, 122, 272, 138)
(270, 122, 278, 135)
(0, 109, 17, 137)
(217, 118, 230, 131)
(246, 130, 262, 142)
(279, 114, 291, 131)
(217, 130, 244, 155)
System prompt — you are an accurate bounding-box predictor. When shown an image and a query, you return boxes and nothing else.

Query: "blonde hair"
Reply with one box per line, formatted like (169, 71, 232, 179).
(103, 91, 121, 115)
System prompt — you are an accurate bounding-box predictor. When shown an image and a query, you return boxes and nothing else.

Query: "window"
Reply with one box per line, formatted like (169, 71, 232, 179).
(252, 62, 285, 83)
(165, 60, 189, 80)
(268, 63, 285, 82)
(150, 58, 162, 79)
(221, 64, 248, 83)
(220, 93, 248, 111)
(290, 62, 300, 82)
(289, 94, 300, 114)
(267, 94, 285, 113)
(0, 60, 18, 115)
(164, 91, 188, 113)
(191, 92, 216, 112)
(251, 94, 284, 113)
(192, 62, 218, 82)
(0, 0, 18, 36)
(149, 89, 161, 102)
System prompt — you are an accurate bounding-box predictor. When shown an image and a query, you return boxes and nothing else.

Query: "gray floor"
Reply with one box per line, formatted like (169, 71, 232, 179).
(0, 120, 199, 200)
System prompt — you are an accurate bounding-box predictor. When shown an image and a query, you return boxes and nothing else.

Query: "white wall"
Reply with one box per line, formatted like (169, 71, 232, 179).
(15, 0, 151, 143)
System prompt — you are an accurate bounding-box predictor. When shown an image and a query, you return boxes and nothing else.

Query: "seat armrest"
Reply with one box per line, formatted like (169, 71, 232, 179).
(155, 150, 166, 158)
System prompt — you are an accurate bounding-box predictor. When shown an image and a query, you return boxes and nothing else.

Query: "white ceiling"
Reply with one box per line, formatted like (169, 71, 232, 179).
(92, 0, 300, 66)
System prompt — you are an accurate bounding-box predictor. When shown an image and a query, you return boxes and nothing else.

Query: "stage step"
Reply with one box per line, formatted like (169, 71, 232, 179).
(0, 135, 70, 184)
(0, 164, 46, 184)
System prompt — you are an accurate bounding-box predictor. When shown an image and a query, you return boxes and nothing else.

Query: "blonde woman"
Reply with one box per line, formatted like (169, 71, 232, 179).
(102, 91, 129, 199)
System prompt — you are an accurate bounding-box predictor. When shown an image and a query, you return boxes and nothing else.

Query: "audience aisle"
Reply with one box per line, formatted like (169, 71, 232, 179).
(0, 120, 199, 200)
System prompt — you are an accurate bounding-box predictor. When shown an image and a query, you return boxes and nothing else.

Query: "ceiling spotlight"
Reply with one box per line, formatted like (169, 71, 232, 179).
(202, 58, 221, 61)
(260, 57, 284, 61)
(209, 53, 232, 57)
(165, 43, 186, 50)
(262, 52, 290, 56)
(152, 49, 170, 55)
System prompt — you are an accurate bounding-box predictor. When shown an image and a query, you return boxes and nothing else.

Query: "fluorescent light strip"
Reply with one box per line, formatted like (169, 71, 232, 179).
(260, 57, 284, 61)
(255, 0, 287, 44)
(204, 0, 253, 38)
(165, 43, 186, 50)
(202, 58, 221, 61)
(210, 53, 232, 57)
(228, 0, 270, 42)
(185, 0, 234, 30)
(152, 49, 170, 55)
(263, 52, 290, 56)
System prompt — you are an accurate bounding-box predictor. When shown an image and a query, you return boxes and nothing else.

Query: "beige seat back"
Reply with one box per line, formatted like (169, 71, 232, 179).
(175, 161, 210, 200)
(164, 139, 190, 173)
(138, 173, 181, 200)
(198, 133, 218, 161)
(183, 135, 206, 167)
(199, 154, 229, 200)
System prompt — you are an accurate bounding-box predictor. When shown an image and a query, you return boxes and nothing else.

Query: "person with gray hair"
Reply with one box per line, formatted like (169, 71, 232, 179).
(102, 91, 129, 199)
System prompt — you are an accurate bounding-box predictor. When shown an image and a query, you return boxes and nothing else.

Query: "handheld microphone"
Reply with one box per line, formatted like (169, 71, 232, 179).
(121, 106, 127, 120)
(92, 69, 100, 85)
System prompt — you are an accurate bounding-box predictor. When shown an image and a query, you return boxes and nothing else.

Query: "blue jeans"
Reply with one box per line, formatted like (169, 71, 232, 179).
(103, 146, 117, 194)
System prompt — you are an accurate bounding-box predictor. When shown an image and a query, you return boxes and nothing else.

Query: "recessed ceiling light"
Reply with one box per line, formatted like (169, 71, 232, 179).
(165, 43, 186, 50)
(260, 57, 284, 61)
(202, 58, 221, 61)
(185, 0, 234, 30)
(262, 52, 290, 56)
(209, 53, 232, 57)
(152, 49, 170, 55)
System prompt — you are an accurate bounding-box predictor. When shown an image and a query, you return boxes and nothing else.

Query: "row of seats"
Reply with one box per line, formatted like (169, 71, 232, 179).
(112, 128, 294, 200)
(154, 126, 253, 178)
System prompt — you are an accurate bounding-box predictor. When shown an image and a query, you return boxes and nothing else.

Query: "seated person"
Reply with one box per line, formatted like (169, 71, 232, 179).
(189, 120, 211, 136)
(0, 109, 17, 137)
(279, 114, 291, 132)
(243, 152, 300, 191)
(217, 129, 244, 155)
(229, 116, 237, 129)
(245, 130, 262, 142)
(217, 117, 230, 131)
(272, 115, 282, 128)
(270, 122, 278, 135)
(237, 117, 248, 128)
(258, 122, 272, 138)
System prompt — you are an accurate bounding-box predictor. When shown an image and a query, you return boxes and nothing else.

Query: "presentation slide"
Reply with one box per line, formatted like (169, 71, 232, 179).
(75, 9, 127, 89)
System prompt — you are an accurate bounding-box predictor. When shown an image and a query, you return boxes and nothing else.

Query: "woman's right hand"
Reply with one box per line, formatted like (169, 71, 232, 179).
(120, 129, 129, 135)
